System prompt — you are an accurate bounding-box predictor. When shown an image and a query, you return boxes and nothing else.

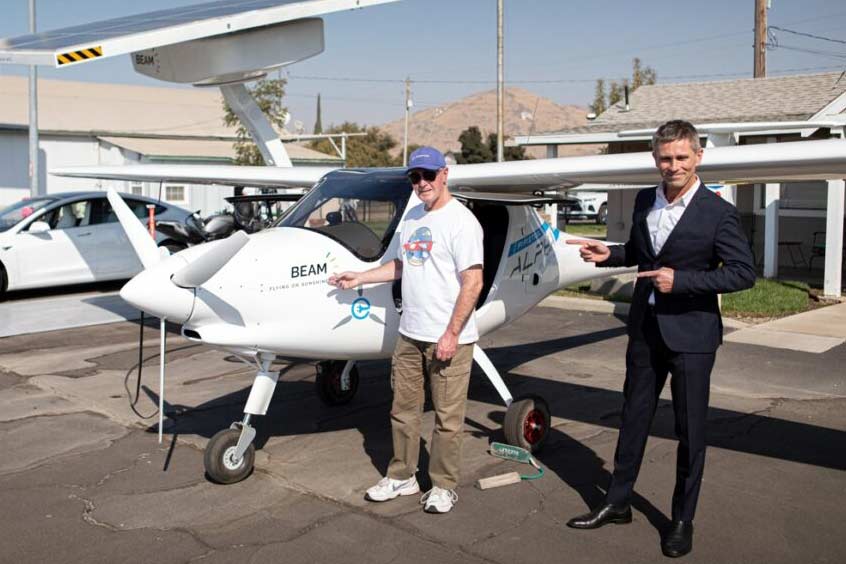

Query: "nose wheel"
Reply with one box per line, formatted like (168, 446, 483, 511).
(204, 427, 255, 484)
(503, 395, 550, 452)
(316, 360, 359, 406)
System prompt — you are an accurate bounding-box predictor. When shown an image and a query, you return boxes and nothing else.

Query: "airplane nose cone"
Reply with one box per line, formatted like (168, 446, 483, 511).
(120, 256, 194, 323)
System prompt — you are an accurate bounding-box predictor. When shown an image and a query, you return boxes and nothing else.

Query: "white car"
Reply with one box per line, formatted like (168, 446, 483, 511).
(0, 191, 193, 296)
(559, 190, 608, 225)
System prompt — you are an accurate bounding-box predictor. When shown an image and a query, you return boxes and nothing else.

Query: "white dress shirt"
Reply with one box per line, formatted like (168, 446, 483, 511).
(646, 179, 700, 305)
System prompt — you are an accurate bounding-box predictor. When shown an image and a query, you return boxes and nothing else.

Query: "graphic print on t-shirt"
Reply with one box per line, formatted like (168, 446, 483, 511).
(403, 226, 434, 266)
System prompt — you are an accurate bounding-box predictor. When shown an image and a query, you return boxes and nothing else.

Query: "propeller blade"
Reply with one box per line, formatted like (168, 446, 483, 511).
(106, 187, 161, 269)
(171, 230, 249, 288)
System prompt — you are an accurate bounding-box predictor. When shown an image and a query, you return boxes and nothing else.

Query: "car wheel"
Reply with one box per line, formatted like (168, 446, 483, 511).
(596, 203, 608, 225)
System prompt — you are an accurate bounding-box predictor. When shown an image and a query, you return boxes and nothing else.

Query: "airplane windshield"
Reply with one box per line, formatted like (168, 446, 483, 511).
(275, 169, 412, 261)
(0, 196, 57, 233)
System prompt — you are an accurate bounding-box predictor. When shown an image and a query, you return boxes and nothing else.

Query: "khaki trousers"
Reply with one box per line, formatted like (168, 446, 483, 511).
(386, 334, 474, 490)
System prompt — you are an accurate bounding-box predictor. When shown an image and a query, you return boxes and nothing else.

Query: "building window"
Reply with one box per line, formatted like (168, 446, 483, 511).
(165, 185, 186, 203)
(130, 183, 143, 196)
(754, 181, 835, 217)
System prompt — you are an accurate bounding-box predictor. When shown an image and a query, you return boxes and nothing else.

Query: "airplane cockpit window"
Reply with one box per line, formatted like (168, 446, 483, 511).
(274, 170, 412, 261)
(0, 197, 56, 232)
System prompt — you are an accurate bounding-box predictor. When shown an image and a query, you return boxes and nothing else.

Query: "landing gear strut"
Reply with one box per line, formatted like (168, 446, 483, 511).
(204, 353, 277, 484)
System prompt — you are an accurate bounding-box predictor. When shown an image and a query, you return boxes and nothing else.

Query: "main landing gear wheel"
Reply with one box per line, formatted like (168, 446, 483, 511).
(503, 394, 551, 452)
(204, 428, 255, 484)
(315, 361, 359, 406)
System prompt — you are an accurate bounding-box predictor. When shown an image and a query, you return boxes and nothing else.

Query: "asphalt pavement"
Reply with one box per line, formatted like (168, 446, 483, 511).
(0, 306, 844, 563)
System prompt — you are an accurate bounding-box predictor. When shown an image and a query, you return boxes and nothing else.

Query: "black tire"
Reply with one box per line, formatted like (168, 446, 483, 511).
(503, 394, 551, 453)
(204, 428, 255, 484)
(316, 361, 359, 406)
(596, 203, 608, 225)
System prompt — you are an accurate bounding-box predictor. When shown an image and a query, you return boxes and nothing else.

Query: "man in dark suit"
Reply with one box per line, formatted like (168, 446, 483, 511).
(565, 120, 755, 558)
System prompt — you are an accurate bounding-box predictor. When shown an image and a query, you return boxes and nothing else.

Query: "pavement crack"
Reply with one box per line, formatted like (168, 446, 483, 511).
(68, 493, 120, 532)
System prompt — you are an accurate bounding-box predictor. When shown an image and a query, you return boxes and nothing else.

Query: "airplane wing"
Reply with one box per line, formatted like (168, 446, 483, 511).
(449, 138, 846, 192)
(0, 0, 400, 67)
(51, 164, 336, 189)
(52, 138, 846, 192)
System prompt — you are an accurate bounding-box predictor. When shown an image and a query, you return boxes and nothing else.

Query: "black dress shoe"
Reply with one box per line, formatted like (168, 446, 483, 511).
(566, 503, 632, 529)
(661, 520, 693, 558)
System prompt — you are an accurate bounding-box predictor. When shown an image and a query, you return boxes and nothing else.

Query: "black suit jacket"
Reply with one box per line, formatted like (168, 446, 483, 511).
(601, 184, 755, 353)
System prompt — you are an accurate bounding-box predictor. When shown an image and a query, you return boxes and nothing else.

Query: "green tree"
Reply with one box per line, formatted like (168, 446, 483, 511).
(309, 122, 400, 167)
(486, 133, 531, 161)
(590, 79, 607, 115)
(592, 59, 657, 116)
(608, 79, 626, 107)
(223, 78, 288, 166)
(631, 57, 657, 90)
(456, 126, 493, 164)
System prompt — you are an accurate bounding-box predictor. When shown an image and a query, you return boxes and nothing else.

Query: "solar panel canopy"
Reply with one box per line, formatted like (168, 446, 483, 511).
(0, 0, 399, 67)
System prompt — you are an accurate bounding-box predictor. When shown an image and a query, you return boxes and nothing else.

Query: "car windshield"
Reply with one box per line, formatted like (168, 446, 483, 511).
(0, 197, 57, 232)
(274, 169, 412, 261)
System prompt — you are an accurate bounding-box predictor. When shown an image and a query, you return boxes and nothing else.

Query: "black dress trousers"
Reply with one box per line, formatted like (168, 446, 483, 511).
(605, 308, 715, 522)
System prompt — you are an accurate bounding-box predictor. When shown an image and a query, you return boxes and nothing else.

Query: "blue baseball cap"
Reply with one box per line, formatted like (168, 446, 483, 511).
(407, 146, 446, 172)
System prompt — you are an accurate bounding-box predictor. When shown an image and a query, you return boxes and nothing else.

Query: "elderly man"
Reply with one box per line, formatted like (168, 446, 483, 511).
(566, 120, 755, 557)
(329, 146, 483, 514)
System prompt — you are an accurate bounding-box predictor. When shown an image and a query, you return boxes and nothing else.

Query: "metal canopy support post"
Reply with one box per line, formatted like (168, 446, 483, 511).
(823, 178, 844, 298)
(220, 83, 292, 168)
(28, 0, 39, 198)
(763, 137, 780, 279)
(763, 183, 780, 278)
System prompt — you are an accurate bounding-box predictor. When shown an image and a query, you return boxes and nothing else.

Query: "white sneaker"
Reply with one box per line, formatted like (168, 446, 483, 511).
(365, 475, 420, 502)
(420, 487, 458, 514)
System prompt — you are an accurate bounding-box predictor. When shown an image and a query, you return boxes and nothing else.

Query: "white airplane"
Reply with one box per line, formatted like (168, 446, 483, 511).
(57, 139, 846, 485)
(5, 0, 846, 484)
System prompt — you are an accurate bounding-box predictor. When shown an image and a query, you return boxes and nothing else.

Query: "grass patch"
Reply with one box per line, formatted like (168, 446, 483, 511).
(558, 278, 820, 318)
(721, 279, 813, 318)
(561, 222, 607, 239)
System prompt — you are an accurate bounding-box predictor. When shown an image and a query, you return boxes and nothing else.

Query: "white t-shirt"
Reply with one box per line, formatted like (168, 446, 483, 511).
(397, 197, 484, 344)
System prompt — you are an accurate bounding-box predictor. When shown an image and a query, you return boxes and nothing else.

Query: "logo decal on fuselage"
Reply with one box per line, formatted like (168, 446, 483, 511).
(351, 297, 371, 320)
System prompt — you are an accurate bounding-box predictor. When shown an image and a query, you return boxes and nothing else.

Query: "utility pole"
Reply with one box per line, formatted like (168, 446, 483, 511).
(496, 0, 504, 162)
(403, 77, 412, 166)
(29, 0, 40, 197)
(754, 0, 768, 78)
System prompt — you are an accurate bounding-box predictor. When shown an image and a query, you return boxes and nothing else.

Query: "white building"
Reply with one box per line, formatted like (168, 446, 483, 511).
(0, 76, 341, 215)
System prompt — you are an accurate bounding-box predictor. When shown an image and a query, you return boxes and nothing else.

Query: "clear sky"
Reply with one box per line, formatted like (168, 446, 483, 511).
(1, 0, 845, 131)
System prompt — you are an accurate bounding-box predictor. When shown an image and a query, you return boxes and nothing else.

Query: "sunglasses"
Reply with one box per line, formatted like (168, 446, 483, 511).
(407, 168, 440, 185)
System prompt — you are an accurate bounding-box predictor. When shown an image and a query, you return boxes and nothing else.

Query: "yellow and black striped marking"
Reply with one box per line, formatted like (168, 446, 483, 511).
(56, 45, 103, 66)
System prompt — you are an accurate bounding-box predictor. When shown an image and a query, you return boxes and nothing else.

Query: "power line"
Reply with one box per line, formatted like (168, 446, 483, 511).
(769, 25, 846, 45)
